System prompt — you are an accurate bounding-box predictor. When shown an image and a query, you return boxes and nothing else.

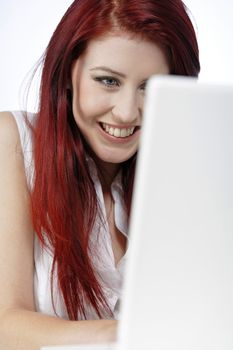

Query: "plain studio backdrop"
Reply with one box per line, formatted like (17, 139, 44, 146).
(0, 0, 233, 112)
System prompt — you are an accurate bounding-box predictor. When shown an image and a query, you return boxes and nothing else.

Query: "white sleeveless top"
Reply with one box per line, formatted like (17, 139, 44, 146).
(12, 110, 128, 320)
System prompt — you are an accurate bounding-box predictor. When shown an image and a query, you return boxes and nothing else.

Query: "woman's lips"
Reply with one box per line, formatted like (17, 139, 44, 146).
(98, 122, 140, 143)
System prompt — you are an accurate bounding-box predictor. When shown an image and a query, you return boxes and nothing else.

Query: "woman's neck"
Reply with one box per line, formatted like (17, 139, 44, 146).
(84, 148, 121, 191)
(96, 159, 121, 193)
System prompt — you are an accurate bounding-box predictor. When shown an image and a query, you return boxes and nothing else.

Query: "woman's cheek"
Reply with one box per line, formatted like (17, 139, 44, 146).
(80, 90, 112, 117)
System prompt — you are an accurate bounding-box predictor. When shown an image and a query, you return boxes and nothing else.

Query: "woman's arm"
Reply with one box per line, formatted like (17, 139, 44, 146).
(1, 310, 117, 349)
(0, 112, 117, 350)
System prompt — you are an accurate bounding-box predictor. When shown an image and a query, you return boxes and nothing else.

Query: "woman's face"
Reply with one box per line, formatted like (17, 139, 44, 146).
(71, 32, 169, 171)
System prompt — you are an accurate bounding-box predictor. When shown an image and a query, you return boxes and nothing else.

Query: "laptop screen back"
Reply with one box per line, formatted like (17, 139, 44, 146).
(118, 76, 233, 350)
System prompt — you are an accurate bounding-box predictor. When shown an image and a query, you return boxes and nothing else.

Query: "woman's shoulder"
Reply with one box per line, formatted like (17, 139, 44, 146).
(0, 110, 16, 125)
(0, 110, 35, 162)
(0, 110, 36, 124)
(0, 110, 35, 188)
(0, 110, 36, 145)
(0, 111, 25, 177)
(0, 111, 20, 145)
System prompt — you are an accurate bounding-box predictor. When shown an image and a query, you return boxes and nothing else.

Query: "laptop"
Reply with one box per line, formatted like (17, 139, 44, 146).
(42, 76, 233, 350)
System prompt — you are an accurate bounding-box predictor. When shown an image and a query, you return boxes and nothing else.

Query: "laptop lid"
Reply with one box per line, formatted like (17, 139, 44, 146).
(117, 76, 233, 350)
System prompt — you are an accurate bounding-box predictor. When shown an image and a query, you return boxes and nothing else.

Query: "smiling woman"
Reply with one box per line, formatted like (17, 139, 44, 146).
(71, 34, 169, 168)
(0, 0, 200, 349)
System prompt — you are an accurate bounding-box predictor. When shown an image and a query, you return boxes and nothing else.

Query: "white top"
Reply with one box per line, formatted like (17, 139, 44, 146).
(12, 110, 128, 320)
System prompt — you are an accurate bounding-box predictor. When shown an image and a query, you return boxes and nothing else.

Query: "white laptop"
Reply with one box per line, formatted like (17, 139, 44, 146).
(42, 76, 233, 350)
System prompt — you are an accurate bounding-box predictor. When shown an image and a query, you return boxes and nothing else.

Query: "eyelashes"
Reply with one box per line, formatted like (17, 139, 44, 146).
(93, 76, 147, 91)
(139, 81, 147, 91)
(94, 76, 120, 88)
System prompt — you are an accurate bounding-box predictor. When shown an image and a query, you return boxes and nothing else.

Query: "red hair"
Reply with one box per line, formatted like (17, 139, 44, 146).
(31, 0, 200, 320)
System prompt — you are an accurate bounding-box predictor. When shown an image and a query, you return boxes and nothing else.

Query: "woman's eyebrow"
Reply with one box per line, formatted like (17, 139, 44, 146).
(90, 66, 126, 78)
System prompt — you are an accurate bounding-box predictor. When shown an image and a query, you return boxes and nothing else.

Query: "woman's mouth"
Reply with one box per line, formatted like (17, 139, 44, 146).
(100, 122, 139, 138)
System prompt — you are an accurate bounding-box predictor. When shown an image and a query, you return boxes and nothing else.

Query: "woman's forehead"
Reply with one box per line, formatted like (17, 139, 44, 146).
(77, 32, 169, 77)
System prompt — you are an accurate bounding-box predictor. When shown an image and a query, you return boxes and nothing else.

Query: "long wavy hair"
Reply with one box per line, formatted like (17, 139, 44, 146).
(31, 0, 200, 320)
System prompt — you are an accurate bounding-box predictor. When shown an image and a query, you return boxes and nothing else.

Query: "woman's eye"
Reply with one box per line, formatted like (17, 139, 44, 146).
(139, 81, 147, 92)
(95, 77, 120, 88)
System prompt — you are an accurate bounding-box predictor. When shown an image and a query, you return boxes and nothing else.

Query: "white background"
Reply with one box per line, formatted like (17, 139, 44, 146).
(0, 0, 233, 112)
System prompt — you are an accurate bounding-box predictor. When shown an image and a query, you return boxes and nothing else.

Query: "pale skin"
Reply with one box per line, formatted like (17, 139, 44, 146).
(0, 31, 169, 349)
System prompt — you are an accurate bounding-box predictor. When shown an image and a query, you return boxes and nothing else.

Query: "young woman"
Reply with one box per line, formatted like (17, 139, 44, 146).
(0, 0, 200, 349)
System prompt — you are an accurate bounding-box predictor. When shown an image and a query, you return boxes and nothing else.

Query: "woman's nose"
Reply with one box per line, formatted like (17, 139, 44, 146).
(111, 90, 141, 125)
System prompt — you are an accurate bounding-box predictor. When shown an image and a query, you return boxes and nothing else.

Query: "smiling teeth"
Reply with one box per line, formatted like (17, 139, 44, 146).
(102, 123, 135, 138)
